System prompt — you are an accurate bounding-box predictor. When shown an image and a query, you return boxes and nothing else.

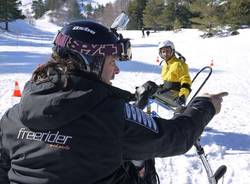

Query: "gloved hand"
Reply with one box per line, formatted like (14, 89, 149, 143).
(199, 92, 228, 114)
(174, 95, 186, 106)
(134, 81, 158, 109)
(159, 84, 164, 88)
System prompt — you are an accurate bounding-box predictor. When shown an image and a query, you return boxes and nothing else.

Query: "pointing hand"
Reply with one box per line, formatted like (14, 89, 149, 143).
(200, 92, 229, 114)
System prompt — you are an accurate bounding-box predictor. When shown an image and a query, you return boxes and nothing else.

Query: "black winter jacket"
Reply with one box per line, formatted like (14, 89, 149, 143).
(0, 75, 215, 184)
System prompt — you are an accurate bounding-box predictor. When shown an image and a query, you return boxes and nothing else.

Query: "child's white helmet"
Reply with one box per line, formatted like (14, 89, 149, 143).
(158, 40, 175, 60)
(158, 40, 175, 50)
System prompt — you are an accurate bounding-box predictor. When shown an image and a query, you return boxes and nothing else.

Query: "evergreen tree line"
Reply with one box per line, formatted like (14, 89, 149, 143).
(0, 0, 83, 30)
(0, 0, 129, 30)
(127, 0, 250, 35)
(1, 0, 249, 35)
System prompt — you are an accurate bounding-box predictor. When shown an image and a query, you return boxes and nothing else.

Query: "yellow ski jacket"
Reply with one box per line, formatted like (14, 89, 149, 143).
(161, 56, 192, 98)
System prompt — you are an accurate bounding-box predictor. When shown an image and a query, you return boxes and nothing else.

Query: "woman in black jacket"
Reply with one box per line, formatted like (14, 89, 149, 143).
(0, 20, 228, 184)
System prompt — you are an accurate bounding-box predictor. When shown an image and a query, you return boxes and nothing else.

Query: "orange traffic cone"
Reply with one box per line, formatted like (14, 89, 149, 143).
(210, 59, 214, 67)
(156, 56, 160, 63)
(12, 81, 22, 97)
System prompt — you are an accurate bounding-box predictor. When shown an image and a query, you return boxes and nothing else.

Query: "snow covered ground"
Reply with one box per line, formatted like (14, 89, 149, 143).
(0, 19, 250, 184)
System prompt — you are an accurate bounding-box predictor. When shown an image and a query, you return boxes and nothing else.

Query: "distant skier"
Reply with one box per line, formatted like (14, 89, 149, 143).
(153, 40, 192, 107)
(142, 27, 145, 38)
(146, 30, 150, 37)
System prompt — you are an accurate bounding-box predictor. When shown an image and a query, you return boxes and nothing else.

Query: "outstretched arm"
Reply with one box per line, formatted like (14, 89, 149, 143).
(122, 92, 228, 160)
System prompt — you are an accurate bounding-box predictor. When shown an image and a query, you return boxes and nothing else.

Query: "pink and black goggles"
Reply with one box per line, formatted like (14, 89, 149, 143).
(54, 32, 132, 61)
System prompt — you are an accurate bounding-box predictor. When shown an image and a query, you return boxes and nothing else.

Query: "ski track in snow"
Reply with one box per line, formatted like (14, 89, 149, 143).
(1, 20, 250, 183)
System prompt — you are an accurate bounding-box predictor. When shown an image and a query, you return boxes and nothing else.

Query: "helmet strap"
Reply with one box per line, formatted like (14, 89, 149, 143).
(175, 50, 186, 62)
(79, 54, 91, 72)
(98, 57, 106, 80)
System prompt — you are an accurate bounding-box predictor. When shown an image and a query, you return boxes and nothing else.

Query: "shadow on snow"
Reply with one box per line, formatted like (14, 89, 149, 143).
(202, 128, 250, 151)
(0, 35, 54, 48)
(117, 60, 161, 74)
(0, 51, 49, 73)
(118, 60, 224, 75)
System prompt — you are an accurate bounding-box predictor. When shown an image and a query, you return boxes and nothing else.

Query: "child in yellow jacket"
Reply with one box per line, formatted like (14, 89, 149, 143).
(157, 40, 192, 106)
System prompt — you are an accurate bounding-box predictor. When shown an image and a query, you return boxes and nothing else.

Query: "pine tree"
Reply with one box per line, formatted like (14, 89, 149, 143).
(224, 0, 250, 31)
(189, 0, 221, 34)
(143, 0, 165, 31)
(173, 18, 182, 32)
(127, 0, 148, 29)
(84, 3, 93, 18)
(0, 0, 24, 30)
(127, 1, 137, 29)
(32, 0, 47, 19)
(158, 2, 175, 30)
(174, 3, 193, 28)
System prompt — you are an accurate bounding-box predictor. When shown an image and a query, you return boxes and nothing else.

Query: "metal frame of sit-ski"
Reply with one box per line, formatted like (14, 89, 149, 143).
(146, 66, 227, 184)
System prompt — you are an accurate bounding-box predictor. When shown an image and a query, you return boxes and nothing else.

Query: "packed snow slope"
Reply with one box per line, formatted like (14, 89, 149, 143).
(0, 19, 250, 184)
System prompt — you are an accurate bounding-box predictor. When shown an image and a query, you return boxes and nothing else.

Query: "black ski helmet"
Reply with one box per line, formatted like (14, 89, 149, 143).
(53, 20, 131, 78)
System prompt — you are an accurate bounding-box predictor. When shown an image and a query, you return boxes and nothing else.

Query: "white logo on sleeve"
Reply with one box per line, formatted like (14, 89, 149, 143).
(124, 103, 158, 133)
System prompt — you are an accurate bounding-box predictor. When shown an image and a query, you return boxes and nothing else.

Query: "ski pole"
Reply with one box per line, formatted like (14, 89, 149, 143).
(194, 139, 227, 184)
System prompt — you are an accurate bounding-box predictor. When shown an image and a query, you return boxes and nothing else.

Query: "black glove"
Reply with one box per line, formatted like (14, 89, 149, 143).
(174, 95, 186, 106)
(134, 81, 158, 109)
(159, 84, 164, 88)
